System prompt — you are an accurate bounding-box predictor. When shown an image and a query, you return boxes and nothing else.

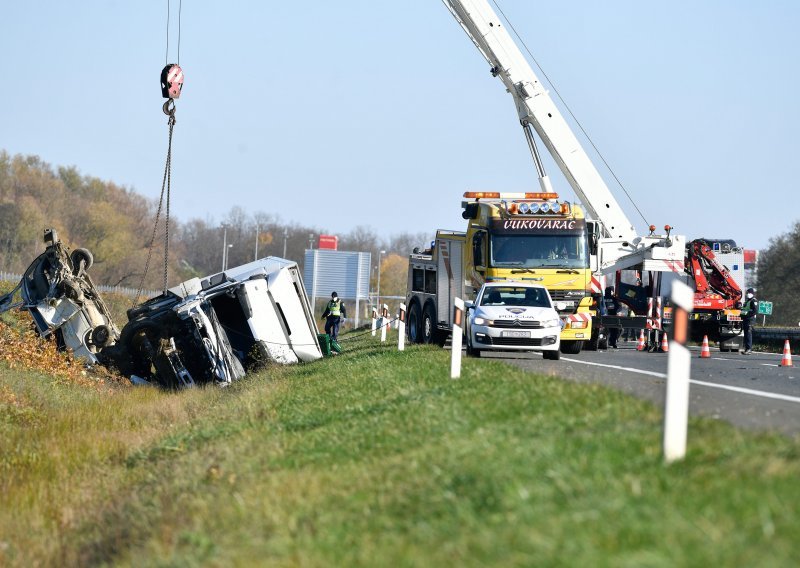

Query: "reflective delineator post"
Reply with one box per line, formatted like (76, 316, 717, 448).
(398, 303, 406, 351)
(371, 307, 378, 336)
(664, 280, 694, 463)
(380, 304, 389, 343)
(451, 297, 464, 379)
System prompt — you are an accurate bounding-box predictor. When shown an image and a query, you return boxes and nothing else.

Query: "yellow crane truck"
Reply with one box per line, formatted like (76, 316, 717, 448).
(405, 191, 596, 353)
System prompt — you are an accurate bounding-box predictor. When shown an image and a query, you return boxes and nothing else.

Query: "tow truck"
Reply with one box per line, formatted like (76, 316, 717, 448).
(406, 0, 686, 351)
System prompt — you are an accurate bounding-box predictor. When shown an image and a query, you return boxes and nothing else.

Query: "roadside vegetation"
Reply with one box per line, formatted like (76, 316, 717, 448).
(2, 321, 799, 566)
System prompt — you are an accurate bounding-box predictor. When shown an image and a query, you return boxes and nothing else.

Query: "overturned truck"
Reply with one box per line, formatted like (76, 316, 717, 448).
(0, 229, 323, 388)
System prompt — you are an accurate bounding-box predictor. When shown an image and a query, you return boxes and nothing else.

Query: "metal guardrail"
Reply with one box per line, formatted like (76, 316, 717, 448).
(754, 327, 800, 341)
(0, 271, 158, 299)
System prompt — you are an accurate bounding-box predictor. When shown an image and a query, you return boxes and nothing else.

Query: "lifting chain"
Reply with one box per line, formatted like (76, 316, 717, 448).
(133, 99, 177, 307)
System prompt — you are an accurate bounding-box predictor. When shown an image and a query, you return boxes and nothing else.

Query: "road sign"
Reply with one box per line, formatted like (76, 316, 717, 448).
(758, 301, 773, 315)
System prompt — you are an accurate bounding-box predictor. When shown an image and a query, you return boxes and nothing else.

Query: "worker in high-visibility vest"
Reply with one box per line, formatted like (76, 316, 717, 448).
(740, 287, 758, 354)
(322, 291, 347, 342)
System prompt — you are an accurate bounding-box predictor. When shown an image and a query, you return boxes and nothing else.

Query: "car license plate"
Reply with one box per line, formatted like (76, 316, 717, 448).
(501, 330, 529, 338)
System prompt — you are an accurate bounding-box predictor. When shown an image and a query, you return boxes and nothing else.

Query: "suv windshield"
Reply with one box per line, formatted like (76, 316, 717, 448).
(490, 233, 588, 269)
(479, 286, 551, 308)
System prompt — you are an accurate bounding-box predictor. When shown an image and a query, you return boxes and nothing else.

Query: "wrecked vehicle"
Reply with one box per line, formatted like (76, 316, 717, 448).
(102, 258, 323, 388)
(0, 228, 119, 362)
(1, 229, 323, 388)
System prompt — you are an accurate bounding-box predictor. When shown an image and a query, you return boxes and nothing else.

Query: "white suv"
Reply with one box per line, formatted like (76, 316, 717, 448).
(465, 282, 563, 360)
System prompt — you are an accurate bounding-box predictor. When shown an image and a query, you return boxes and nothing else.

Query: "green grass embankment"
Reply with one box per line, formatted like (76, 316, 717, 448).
(1, 328, 799, 566)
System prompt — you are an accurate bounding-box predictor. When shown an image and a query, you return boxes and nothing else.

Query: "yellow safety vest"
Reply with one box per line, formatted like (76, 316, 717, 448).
(327, 300, 341, 317)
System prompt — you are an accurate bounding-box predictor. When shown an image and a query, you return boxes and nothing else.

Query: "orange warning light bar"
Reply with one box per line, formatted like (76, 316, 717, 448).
(463, 192, 501, 199)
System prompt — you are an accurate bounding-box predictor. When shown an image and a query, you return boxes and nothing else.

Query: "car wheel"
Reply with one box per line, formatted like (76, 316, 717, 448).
(560, 340, 583, 354)
(422, 303, 436, 345)
(543, 349, 561, 360)
(407, 303, 421, 343)
(466, 337, 481, 357)
(70, 248, 94, 273)
(91, 324, 114, 348)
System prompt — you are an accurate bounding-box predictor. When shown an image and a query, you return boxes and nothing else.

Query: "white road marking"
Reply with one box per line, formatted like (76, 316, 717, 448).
(561, 357, 800, 404)
(761, 364, 779, 368)
(562, 357, 667, 378)
(690, 380, 800, 404)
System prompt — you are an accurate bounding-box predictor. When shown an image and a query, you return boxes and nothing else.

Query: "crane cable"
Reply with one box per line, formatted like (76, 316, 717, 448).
(134, 0, 184, 307)
(490, 0, 651, 229)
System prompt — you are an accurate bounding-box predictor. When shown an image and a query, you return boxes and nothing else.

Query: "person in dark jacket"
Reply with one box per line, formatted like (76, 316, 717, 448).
(322, 291, 347, 342)
(603, 286, 620, 348)
(741, 287, 758, 354)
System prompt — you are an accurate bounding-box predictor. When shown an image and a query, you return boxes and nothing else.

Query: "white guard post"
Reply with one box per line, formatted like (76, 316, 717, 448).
(398, 303, 406, 351)
(451, 297, 464, 379)
(380, 304, 389, 343)
(371, 307, 378, 336)
(664, 280, 694, 463)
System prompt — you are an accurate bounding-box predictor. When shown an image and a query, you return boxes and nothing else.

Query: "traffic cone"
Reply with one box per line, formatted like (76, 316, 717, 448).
(636, 330, 645, 351)
(699, 335, 711, 358)
(661, 333, 669, 353)
(780, 339, 793, 367)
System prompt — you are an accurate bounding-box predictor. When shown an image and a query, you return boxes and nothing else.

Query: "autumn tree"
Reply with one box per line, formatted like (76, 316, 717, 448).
(756, 221, 800, 327)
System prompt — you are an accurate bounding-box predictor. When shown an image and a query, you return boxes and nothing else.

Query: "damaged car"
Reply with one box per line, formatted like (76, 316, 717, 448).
(0, 228, 119, 362)
(1, 229, 323, 388)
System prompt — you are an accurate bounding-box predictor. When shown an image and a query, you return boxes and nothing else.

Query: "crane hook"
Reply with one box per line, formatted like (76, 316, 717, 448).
(160, 63, 184, 99)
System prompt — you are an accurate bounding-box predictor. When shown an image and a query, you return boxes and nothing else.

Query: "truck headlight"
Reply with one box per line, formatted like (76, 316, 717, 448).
(567, 320, 588, 329)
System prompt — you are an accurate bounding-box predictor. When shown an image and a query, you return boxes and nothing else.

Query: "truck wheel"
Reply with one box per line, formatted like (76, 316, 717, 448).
(422, 303, 436, 344)
(407, 303, 421, 343)
(560, 340, 583, 354)
(586, 330, 600, 351)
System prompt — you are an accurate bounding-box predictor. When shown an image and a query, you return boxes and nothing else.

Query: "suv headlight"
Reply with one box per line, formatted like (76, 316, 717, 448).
(473, 317, 490, 325)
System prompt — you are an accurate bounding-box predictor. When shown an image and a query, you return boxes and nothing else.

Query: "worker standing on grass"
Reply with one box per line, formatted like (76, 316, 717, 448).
(602, 286, 620, 349)
(322, 291, 347, 342)
(741, 287, 758, 354)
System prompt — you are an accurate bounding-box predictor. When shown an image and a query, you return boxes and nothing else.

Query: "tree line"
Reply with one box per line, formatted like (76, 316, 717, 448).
(0, 151, 427, 298)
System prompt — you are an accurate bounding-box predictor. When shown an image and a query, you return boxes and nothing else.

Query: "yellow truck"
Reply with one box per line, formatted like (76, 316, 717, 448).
(405, 191, 596, 353)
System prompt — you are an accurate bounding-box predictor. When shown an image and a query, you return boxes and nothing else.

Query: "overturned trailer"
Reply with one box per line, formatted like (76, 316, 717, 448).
(1, 230, 323, 388)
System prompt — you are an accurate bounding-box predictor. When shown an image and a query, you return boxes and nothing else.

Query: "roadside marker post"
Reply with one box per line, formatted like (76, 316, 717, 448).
(664, 281, 694, 463)
(398, 303, 406, 351)
(371, 307, 377, 336)
(380, 304, 389, 343)
(451, 297, 464, 379)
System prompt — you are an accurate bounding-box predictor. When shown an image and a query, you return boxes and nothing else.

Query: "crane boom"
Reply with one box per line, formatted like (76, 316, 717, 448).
(442, 0, 635, 242)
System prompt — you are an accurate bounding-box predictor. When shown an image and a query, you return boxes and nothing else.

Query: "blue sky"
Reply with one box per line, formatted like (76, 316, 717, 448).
(2, 1, 798, 251)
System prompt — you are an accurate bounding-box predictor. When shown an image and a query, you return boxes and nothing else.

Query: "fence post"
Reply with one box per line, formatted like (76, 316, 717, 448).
(398, 303, 406, 351)
(664, 281, 694, 463)
(380, 304, 388, 343)
(451, 297, 464, 379)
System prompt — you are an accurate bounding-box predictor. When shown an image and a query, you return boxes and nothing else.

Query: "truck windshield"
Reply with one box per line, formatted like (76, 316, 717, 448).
(490, 233, 588, 269)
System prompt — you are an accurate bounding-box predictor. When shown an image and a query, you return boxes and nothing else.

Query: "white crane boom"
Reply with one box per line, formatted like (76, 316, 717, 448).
(441, 0, 686, 274)
(442, 0, 638, 241)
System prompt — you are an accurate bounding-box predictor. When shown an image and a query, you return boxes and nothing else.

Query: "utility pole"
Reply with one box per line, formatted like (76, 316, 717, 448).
(283, 227, 289, 258)
(254, 224, 259, 261)
(221, 224, 228, 272)
(377, 250, 386, 312)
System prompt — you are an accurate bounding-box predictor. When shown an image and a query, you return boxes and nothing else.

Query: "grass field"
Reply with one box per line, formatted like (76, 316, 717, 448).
(2, 323, 800, 566)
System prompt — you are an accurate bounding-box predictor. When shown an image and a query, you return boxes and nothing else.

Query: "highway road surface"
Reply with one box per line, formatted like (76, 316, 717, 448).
(478, 339, 800, 436)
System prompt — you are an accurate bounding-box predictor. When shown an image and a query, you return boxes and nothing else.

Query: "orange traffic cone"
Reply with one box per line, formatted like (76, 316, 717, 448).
(780, 340, 793, 367)
(661, 333, 669, 353)
(699, 335, 711, 358)
(636, 330, 646, 351)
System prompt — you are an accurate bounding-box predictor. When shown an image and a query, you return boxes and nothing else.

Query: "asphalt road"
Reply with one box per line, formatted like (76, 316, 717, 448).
(478, 339, 800, 436)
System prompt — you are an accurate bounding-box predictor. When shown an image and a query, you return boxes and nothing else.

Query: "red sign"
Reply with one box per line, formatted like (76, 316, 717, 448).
(319, 235, 338, 250)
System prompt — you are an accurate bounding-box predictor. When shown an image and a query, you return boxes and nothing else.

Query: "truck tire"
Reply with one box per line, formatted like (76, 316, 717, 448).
(407, 302, 421, 343)
(422, 303, 436, 344)
(560, 340, 583, 354)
